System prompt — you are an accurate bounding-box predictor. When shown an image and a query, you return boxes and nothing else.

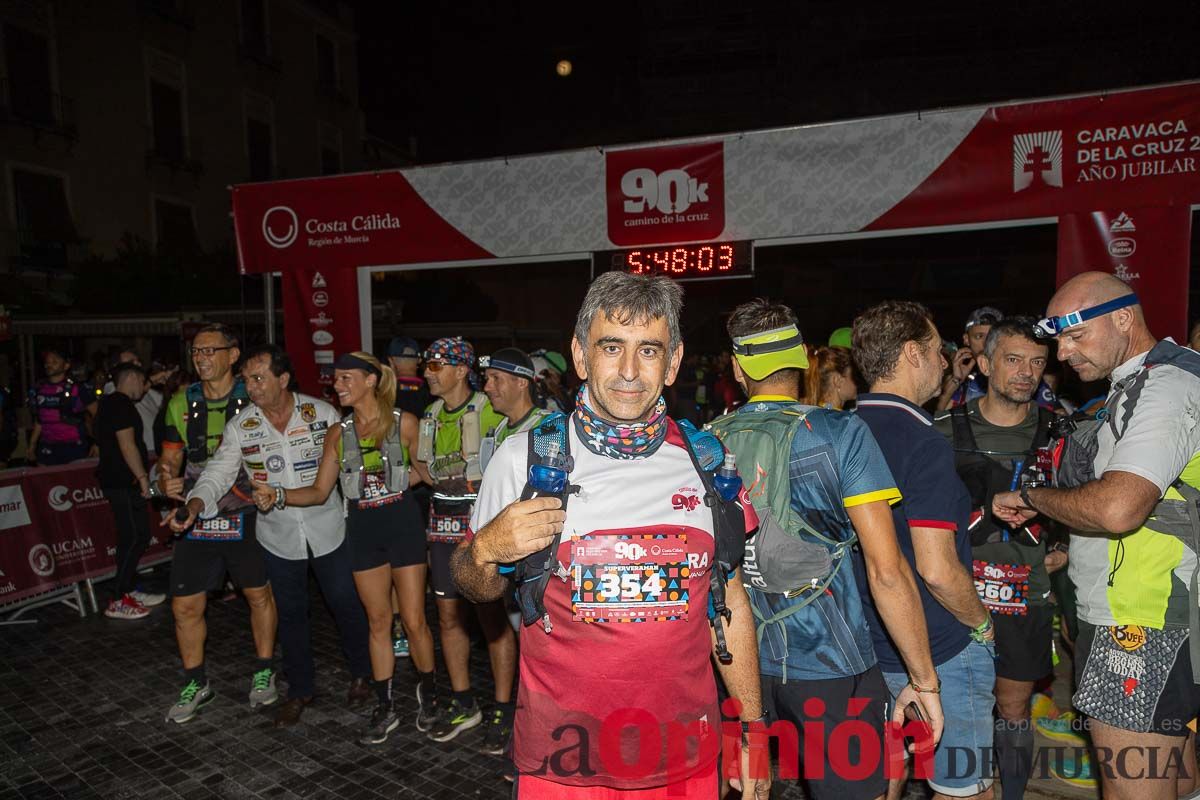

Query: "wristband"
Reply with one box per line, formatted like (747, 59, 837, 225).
(1019, 483, 1037, 511)
(970, 616, 994, 643)
(274, 486, 287, 511)
(908, 678, 941, 694)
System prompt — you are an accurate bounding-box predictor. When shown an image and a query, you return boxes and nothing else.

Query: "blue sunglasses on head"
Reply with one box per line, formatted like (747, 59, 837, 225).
(1035, 293, 1139, 338)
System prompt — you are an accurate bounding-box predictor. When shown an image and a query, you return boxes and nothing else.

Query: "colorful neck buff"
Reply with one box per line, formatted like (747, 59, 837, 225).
(573, 385, 668, 460)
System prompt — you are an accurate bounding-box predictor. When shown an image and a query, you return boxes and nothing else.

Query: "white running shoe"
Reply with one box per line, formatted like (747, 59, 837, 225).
(130, 589, 166, 607)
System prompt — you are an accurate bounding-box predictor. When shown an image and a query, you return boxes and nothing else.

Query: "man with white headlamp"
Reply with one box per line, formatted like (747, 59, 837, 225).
(994, 272, 1200, 800)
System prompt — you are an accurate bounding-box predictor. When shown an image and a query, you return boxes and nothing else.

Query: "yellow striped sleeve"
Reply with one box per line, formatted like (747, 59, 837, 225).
(843, 487, 902, 508)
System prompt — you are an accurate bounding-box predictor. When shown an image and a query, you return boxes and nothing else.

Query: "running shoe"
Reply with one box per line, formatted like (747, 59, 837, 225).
(360, 702, 400, 745)
(165, 680, 214, 724)
(1030, 692, 1058, 723)
(1037, 710, 1087, 746)
(416, 683, 440, 732)
(130, 589, 166, 607)
(480, 707, 512, 756)
(1050, 750, 1097, 789)
(248, 667, 279, 708)
(393, 636, 410, 658)
(105, 595, 149, 620)
(428, 698, 482, 742)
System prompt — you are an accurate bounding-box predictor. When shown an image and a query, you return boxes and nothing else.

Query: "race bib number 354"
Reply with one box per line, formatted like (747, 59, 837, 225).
(571, 532, 691, 623)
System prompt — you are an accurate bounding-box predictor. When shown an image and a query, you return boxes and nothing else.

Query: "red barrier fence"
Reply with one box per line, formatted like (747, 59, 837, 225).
(0, 461, 172, 607)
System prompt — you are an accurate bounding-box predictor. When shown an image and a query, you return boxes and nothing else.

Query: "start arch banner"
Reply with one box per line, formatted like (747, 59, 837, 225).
(232, 81, 1200, 390)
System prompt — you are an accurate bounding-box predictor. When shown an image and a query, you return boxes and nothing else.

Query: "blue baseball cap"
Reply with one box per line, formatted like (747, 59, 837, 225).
(387, 337, 420, 358)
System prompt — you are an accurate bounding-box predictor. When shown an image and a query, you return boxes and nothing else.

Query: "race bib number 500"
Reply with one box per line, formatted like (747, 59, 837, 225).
(427, 513, 469, 543)
(571, 532, 691, 623)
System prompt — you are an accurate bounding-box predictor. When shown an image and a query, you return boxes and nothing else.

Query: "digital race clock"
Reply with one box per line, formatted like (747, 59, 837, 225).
(594, 240, 753, 282)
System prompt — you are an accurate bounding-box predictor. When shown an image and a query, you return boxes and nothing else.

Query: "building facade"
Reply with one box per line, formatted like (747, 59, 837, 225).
(0, 0, 372, 308)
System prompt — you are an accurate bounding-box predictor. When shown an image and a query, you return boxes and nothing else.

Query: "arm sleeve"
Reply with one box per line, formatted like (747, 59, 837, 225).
(899, 438, 961, 530)
(186, 417, 243, 518)
(838, 415, 902, 508)
(1103, 373, 1200, 495)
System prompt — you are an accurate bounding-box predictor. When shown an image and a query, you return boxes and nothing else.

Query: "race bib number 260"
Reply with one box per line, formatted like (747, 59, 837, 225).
(570, 532, 691, 623)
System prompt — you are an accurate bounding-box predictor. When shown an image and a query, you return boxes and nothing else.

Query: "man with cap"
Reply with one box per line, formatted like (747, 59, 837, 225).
(828, 326, 854, 350)
(415, 336, 514, 745)
(388, 337, 430, 418)
(480, 348, 551, 471)
(937, 307, 1004, 411)
(709, 299, 942, 800)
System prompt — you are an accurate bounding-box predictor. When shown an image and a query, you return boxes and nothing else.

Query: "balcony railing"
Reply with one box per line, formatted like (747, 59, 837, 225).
(0, 78, 78, 141)
(145, 128, 204, 175)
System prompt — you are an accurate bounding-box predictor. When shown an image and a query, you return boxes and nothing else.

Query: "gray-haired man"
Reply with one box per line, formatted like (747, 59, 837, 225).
(452, 272, 768, 798)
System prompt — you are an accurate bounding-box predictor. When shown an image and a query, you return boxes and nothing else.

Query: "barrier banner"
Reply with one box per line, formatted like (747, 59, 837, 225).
(1056, 206, 1192, 342)
(0, 462, 172, 606)
(280, 266, 362, 397)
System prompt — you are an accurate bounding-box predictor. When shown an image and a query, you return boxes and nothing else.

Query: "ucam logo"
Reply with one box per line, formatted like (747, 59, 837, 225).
(263, 206, 299, 249)
(29, 543, 54, 577)
(1012, 131, 1063, 192)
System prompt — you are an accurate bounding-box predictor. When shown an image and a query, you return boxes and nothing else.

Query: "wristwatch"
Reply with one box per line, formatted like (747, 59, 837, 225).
(1019, 483, 1037, 511)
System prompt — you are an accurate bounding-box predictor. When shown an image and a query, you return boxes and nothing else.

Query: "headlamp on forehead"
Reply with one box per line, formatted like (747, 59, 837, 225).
(1035, 293, 1139, 338)
(731, 324, 809, 381)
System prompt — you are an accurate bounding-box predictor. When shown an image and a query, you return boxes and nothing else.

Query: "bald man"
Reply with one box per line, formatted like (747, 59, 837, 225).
(994, 272, 1200, 800)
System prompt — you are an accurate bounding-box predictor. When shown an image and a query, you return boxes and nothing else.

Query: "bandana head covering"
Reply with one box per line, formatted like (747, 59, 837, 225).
(424, 336, 474, 367)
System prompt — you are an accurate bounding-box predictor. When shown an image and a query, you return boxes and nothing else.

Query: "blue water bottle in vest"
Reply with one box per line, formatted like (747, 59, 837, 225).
(528, 441, 569, 498)
(713, 452, 742, 503)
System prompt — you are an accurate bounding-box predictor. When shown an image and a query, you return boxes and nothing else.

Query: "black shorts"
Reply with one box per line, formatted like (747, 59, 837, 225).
(1073, 620, 1200, 737)
(346, 494, 426, 572)
(429, 541, 459, 600)
(762, 666, 891, 800)
(169, 512, 266, 597)
(993, 603, 1054, 681)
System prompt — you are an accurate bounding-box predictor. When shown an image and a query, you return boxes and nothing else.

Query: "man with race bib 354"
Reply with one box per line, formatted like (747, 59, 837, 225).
(158, 324, 278, 724)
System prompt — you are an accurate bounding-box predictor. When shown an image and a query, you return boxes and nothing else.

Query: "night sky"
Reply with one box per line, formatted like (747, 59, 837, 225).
(354, 2, 1200, 164)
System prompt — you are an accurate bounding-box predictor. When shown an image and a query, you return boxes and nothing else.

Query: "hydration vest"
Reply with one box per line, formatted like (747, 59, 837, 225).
(339, 410, 410, 500)
(508, 412, 748, 664)
(708, 403, 850, 645)
(950, 404, 1052, 547)
(1052, 339, 1200, 681)
(422, 392, 487, 484)
(185, 380, 251, 464)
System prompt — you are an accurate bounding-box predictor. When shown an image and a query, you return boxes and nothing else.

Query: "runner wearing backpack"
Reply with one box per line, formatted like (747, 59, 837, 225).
(450, 273, 768, 799)
(708, 298, 942, 800)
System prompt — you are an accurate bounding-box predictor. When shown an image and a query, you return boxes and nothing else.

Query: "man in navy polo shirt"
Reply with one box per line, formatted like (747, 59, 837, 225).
(851, 300, 997, 800)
